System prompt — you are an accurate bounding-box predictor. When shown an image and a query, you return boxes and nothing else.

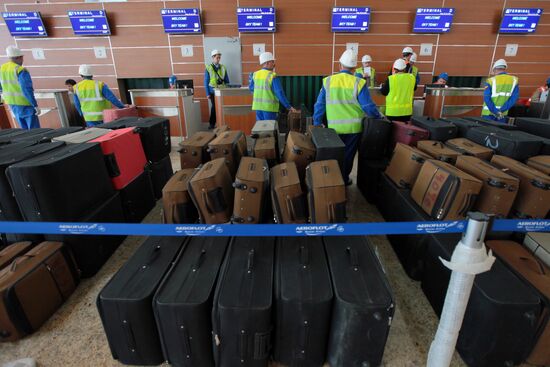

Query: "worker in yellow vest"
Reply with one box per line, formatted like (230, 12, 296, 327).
(0, 46, 40, 129)
(74, 65, 124, 127)
(249, 52, 297, 120)
(205, 49, 230, 129)
(355, 55, 376, 87)
(314, 50, 383, 186)
(482, 59, 519, 122)
(409, 52, 420, 86)
(380, 59, 417, 122)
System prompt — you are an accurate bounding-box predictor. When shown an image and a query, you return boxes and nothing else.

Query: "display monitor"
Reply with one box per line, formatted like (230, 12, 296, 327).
(161, 8, 202, 34)
(331, 7, 371, 33)
(68, 10, 110, 36)
(413, 8, 455, 33)
(237, 7, 275, 33)
(2, 12, 47, 37)
(499, 8, 543, 34)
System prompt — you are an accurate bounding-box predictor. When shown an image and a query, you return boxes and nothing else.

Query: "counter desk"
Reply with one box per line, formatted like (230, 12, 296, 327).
(424, 87, 485, 119)
(214, 87, 255, 135)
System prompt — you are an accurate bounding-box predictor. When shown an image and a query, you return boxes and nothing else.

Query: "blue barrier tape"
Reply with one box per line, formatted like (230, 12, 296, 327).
(0, 219, 548, 237)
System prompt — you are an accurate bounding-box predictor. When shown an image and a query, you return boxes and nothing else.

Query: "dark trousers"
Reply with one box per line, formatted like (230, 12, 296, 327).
(387, 115, 412, 123)
(339, 133, 361, 183)
(209, 95, 216, 128)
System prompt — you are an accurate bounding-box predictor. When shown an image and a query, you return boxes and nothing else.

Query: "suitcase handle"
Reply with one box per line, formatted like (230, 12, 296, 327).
(247, 249, 255, 273)
(411, 154, 425, 163)
(122, 319, 138, 354)
(519, 256, 546, 276)
(487, 179, 506, 189)
(192, 249, 207, 271)
(178, 325, 192, 360)
(346, 247, 359, 268)
(296, 321, 309, 360)
(104, 153, 121, 178)
(254, 330, 271, 360)
(299, 245, 309, 266)
(239, 330, 248, 362)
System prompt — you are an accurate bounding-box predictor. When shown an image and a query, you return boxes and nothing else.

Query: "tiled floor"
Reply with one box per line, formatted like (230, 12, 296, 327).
(0, 130, 482, 367)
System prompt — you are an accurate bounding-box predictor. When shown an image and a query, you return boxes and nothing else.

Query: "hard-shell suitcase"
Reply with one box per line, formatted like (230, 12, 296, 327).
(455, 156, 519, 218)
(359, 117, 392, 160)
(445, 138, 494, 161)
(162, 169, 199, 224)
(411, 159, 482, 220)
(0, 129, 52, 144)
(515, 117, 550, 139)
(283, 131, 316, 182)
(274, 236, 333, 367)
(465, 126, 542, 161)
(305, 160, 346, 223)
(208, 130, 247, 177)
(324, 236, 394, 367)
(11, 127, 83, 144)
(491, 155, 550, 218)
(421, 234, 542, 367)
(212, 236, 275, 367)
(148, 155, 174, 199)
(52, 128, 110, 144)
(526, 155, 550, 175)
(179, 131, 216, 169)
(411, 116, 458, 141)
(465, 116, 518, 131)
(385, 143, 432, 189)
(96, 116, 141, 130)
(251, 120, 278, 139)
(442, 117, 483, 137)
(188, 158, 234, 224)
(120, 170, 156, 223)
(127, 117, 171, 163)
(154, 236, 230, 367)
(232, 157, 269, 224)
(97, 236, 186, 366)
(0, 241, 33, 270)
(271, 162, 307, 224)
(90, 127, 147, 190)
(524, 232, 550, 268)
(417, 140, 462, 164)
(253, 137, 278, 166)
(0, 241, 79, 342)
(390, 120, 430, 149)
(310, 127, 346, 175)
(7, 143, 115, 222)
(0, 140, 37, 154)
(102, 104, 139, 123)
(486, 240, 550, 366)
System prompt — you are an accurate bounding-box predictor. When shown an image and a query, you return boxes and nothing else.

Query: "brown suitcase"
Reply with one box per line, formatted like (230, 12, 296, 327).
(385, 143, 432, 189)
(213, 125, 230, 136)
(0, 242, 34, 271)
(188, 158, 234, 224)
(411, 159, 482, 220)
(287, 110, 303, 132)
(305, 160, 346, 223)
(161, 169, 199, 224)
(526, 156, 550, 175)
(283, 131, 316, 182)
(491, 155, 550, 218)
(232, 157, 270, 224)
(208, 130, 247, 177)
(446, 138, 494, 161)
(485, 240, 550, 366)
(455, 156, 519, 218)
(417, 140, 462, 164)
(178, 131, 216, 169)
(0, 241, 79, 342)
(271, 162, 307, 224)
(253, 136, 278, 166)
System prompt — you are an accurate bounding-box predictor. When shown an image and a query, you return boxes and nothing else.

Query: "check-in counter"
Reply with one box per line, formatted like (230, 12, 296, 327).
(424, 87, 485, 119)
(129, 88, 201, 140)
(214, 87, 255, 135)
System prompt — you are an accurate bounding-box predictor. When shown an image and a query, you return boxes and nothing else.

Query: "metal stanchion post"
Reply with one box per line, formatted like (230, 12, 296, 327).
(427, 213, 496, 367)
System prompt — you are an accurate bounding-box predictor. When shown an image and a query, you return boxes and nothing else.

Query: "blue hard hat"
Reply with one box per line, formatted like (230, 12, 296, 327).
(438, 72, 449, 81)
(169, 75, 177, 84)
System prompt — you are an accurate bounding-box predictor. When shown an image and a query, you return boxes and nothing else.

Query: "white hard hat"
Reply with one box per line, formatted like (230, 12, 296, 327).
(6, 46, 22, 58)
(393, 59, 407, 71)
(211, 49, 221, 57)
(259, 52, 275, 65)
(339, 50, 357, 68)
(493, 59, 507, 70)
(402, 46, 414, 54)
(410, 53, 417, 63)
(361, 55, 372, 63)
(78, 64, 93, 76)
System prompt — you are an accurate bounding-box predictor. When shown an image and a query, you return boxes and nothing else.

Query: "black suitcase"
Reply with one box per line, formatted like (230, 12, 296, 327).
(273, 236, 333, 366)
(148, 155, 174, 199)
(0, 140, 37, 154)
(465, 126, 542, 161)
(11, 127, 83, 144)
(154, 236, 230, 367)
(128, 117, 171, 163)
(359, 117, 392, 160)
(515, 117, 550, 139)
(411, 116, 458, 141)
(324, 236, 394, 367)
(6, 143, 115, 222)
(357, 159, 388, 205)
(442, 117, 483, 137)
(97, 236, 186, 366)
(464, 116, 518, 130)
(212, 236, 275, 367)
(0, 128, 52, 144)
(310, 127, 346, 174)
(421, 233, 542, 367)
(120, 170, 156, 223)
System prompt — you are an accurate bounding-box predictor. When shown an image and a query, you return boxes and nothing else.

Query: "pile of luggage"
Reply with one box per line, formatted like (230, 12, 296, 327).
(172, 120, 348, 225)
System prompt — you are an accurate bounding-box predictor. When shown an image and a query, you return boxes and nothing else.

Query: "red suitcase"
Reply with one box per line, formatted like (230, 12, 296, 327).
(103, 105, 139, 123)
(391, 121, 430, 149)
(90, 127, 147, 190)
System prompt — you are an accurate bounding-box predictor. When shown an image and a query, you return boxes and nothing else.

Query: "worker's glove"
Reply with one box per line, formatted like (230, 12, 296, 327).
(34, 107, 41, 116)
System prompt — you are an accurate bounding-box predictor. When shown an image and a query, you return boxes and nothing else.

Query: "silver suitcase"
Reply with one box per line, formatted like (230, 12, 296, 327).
(251, 120, 279, 139)
(52, 128, 110, 144)
(524, 232, 550, 268)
